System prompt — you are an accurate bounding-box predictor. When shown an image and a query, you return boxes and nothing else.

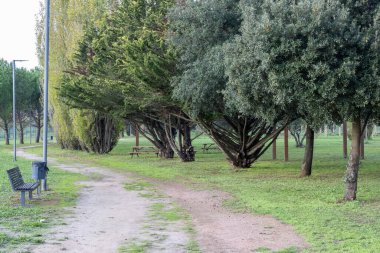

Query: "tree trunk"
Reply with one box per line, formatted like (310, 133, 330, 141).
(160, 142, 175, 159)
(19, 122, 24, 144)
(164, 118, 195, 162)
(36, 125, 41, 143)
(284, 126, 289, 161)
(86, 114, 120, 154)
(300, 126, 314, 177)
(343, 122, 348, 159)
(32, 110, 42, 143)
(135, 124, 139, 146)
(4, 125, 10, 145)
(199, 116, 286, 168)
(178, 123, 182, 152)
(360, 132, 364, 160)
(135, 118, 175, 159)
(182, 124, 195, 161)
(344, 118, 361, 201)
(125, 120, 131, 136)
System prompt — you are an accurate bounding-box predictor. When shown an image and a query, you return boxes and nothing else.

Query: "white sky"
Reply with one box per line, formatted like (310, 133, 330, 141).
(0, 0, 41, 69)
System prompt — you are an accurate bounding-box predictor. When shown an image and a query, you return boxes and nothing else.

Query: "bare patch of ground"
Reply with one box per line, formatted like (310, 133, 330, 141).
(154, 180, 309, 253)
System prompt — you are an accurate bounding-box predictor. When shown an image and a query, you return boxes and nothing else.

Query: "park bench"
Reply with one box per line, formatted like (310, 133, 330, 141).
(201, 143, 220, 153)
(129, 146, 159, 158)
(7, 167, 40, 206)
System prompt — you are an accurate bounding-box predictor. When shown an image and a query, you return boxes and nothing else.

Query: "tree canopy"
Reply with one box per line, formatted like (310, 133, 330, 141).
(221, 0, 380, 198)
(169, 0, 291, 168)
(36, 0, 122, 153)
(41, 0, 380, 199)
(0, 59, 43, 144)
(58, 0, 198, 160)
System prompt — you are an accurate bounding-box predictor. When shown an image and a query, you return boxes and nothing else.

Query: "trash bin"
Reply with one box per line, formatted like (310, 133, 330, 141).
(32, 161, 49, 180)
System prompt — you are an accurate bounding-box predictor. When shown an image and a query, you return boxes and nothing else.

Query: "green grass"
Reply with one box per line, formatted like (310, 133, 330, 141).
(0, 144, 85, 252)
(124, 181, 153, 191)
(26, 134, 380, 252)
(123, 179, 200, 252)
(119, 241, 153, 253)
(149, 203, 183, 222)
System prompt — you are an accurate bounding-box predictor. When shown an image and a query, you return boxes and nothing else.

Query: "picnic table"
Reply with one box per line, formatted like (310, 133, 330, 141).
(130, 146, 159, 157)
(201, 143, 220, 153)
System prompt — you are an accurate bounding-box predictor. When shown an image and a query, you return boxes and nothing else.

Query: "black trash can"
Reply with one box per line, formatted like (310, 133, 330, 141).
(32, 161, 49, 180)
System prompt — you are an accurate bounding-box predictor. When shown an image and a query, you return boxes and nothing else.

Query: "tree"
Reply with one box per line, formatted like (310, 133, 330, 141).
(223, 0, 349, 176)
(29, 68, 43, 143)
(289, 119, 306, 148)
(169, 0, 290, 168)
(0, 59, 12, 145)
(0, 61, 42, 145)
(225, 0, 380, 198)
(36, 0, 121, 151)
(14, 67, 37, 144)
(336, 0, 380, 200)
(59, 0, 197, 161)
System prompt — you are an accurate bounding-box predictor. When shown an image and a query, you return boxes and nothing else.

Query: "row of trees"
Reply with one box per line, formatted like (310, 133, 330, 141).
(41, 0, 380, 201)
(35, 0, 123, 153)
(0, 59, 43, 144)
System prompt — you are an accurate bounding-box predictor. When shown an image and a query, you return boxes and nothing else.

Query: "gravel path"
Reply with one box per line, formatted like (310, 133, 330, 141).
(18, 148, 309, 252)
(17, 149, 190, 253)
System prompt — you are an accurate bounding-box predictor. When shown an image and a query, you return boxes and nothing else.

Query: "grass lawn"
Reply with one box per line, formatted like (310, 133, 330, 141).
(27, 134, 380, 253)
(0, 144, 85, 253)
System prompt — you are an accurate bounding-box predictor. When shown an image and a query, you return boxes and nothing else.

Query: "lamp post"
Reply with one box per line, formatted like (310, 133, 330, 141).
(42, 0, 50, 190)
(12, 59, 28, 162)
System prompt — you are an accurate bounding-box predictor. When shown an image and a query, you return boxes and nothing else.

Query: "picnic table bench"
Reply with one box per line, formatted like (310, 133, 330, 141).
(129, 146, 159, 157)
(7, 167, 40, 206)
(201, 143, 220, 153)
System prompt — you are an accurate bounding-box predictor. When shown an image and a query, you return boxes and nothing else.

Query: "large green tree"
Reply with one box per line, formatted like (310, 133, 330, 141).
(59, 0, 197, 161)
(36, 0, 121, 153)
(14, 67, 40, 144)
(29, 68, 43, 143)
(169, 0, 291, 168)
(224, 0, 380, 199)
(223, 0, 346, 176)
(335, 0, 380, 200)
(0, 59, 12, 145)
(0, 61, 43, 145)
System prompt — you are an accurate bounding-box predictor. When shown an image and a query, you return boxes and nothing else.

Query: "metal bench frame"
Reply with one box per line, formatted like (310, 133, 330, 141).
(7, 167, 40, 206)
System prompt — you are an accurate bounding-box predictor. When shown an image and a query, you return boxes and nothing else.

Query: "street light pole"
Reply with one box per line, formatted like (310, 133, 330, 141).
(42, 0, 51, 190)
(12, 61, 16, 162)
(12, 60, 27, 162)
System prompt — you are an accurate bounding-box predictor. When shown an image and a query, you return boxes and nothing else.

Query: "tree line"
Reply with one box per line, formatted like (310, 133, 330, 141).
(38, 0, 380, 201)
(0, 59, 43, 144)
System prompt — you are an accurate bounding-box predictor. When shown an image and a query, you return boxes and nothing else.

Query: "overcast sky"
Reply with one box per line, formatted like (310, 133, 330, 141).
(0, 0, 41, 69)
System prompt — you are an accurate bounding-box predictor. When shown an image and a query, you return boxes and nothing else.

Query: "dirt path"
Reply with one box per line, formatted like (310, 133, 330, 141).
(19, 148, 309, 252)
(155, 181, 309, 252)
(18, 150, 191, 253)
